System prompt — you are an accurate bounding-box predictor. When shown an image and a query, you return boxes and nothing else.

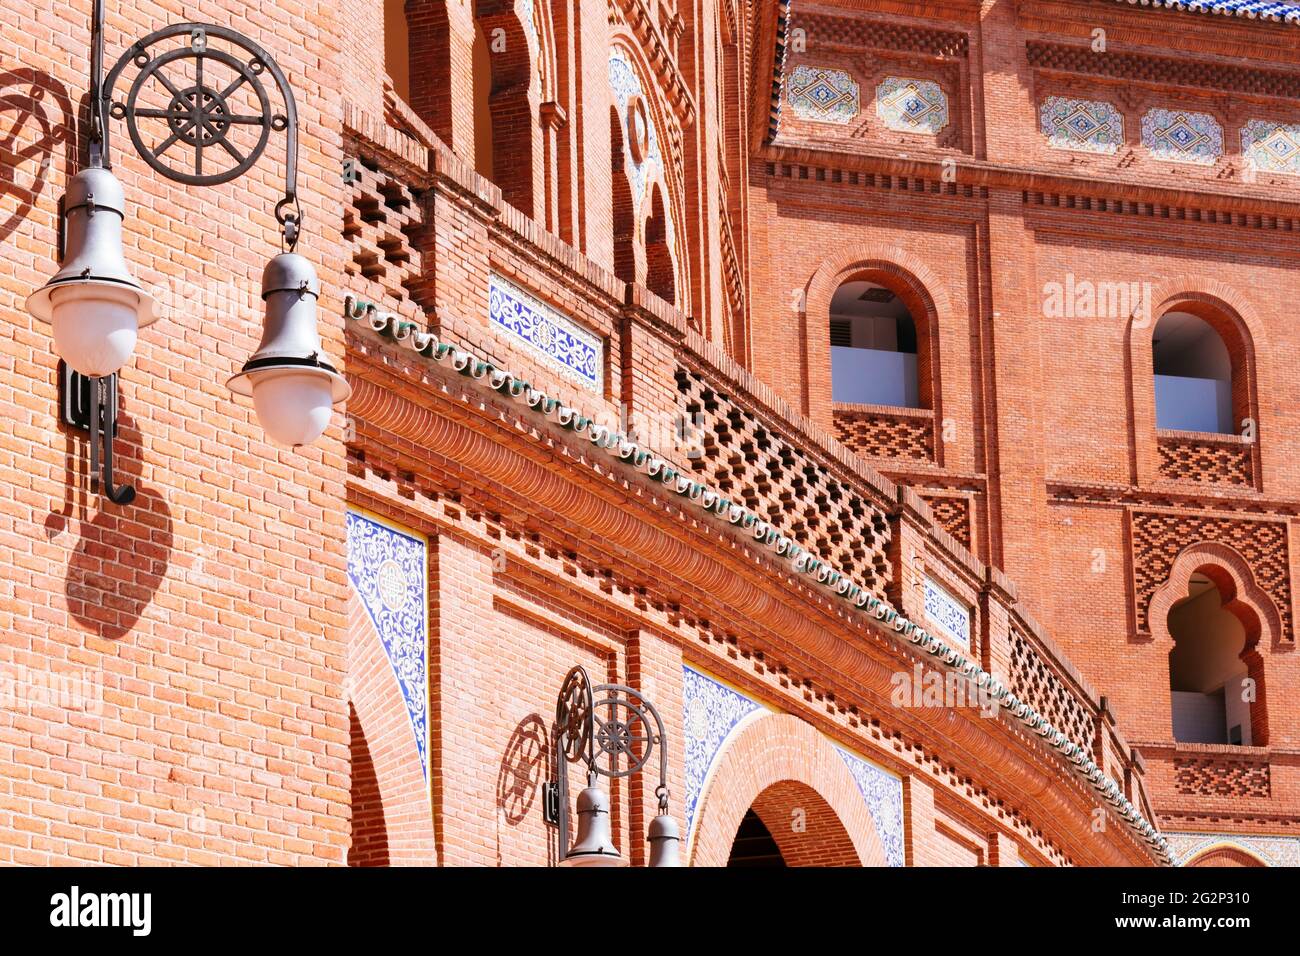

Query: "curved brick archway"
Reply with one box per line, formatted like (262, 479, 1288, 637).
(1126, 279, 1266, 487)
(1185, 843, 1267, 867)
(347, 595, 437, 865)
(801, 244, 951, 434)
(690, 713, 888, 867)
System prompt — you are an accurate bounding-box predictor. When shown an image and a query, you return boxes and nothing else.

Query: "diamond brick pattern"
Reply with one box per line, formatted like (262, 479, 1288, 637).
(1157, 433, 1252, 485)
(1009, 625, 1097, 752)
(1132, 513, 1292, 641)
(1175, 756, 1270, 799)
(921, 495, 972, 550)
(676, 366, 893, 595)
(343, 154, 428, 309)
(832, 407, 935, 462)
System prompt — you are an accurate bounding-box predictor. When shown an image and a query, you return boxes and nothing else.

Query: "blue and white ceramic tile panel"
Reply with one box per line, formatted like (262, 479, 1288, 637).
(1166, 832, 1300, 867)
(488, 273, 602, 392)
(836, 748, 905, 867)
(876, 77, 949, 136)
(786, 66, 860, 125)
(608, 48, 663, 211)
(1141, 109, 1224, 166)
(346, 511, 429, 781)
(924, 577, 970, 650)
(682, 666, 764, 847)
(1039, 96, 1124, 155)
(1241, 120, 1300, 176)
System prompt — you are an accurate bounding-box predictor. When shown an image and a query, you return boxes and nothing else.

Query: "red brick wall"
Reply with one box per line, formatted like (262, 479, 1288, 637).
(0, 0, 350, 864)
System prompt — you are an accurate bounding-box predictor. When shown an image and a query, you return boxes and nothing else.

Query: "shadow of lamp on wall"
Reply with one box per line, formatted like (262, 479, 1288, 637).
(23, 0, 349, 506)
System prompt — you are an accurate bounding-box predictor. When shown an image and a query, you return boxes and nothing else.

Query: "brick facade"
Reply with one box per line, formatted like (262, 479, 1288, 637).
(2, 0, 1297, 867)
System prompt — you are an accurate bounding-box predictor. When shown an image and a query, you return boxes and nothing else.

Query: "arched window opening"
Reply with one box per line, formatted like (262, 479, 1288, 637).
(645, 184, 675, 304)
(727, 808, 786, 868)
(610, 105, 636, 285)
(472, 8, 535, 214)
(1153, 311, 1233, 434)
(830, 280, 920, 408)
(384, 0, 411, 103)
(1168, 572, 1258, 746)
(471, 23, 495, 182)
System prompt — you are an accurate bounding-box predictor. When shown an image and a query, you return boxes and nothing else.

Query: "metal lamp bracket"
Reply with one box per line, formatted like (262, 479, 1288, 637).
(93, 14, 303, 248)
(59, 361, 135, 505)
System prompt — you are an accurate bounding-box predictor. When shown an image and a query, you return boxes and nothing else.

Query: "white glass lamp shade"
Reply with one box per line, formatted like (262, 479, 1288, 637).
(248, 368, 337, 448)
(49, 283, 142, 378)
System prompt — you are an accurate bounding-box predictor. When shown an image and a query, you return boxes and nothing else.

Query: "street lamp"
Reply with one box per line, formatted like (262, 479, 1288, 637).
(25, 2, 349, 500)
(546, 666, 680, 867)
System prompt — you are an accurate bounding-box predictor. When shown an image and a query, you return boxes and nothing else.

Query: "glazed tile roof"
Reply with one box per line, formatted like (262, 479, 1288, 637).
(1110, 0, 1300, 24)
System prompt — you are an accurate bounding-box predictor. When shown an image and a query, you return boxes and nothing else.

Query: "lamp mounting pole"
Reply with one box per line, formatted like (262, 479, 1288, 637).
(88, 0, 106, 168)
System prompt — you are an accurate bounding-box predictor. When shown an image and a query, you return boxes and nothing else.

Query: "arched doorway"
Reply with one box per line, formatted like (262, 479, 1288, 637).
(1186, 845, 1266, 867)
(722, 778, 862, 867)
(727, 809, 785, 867)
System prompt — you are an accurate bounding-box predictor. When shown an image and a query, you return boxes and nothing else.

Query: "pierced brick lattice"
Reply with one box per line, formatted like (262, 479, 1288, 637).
(922, 495, 972, 550)
(675, 366, 893, 596)
(1157, 434, 1252, 486)
(833, 407, 935, 462)
(1132, 512, 1292, 641)
(1008, 625, 1097, 750)
(1175, 757, 1271, 799)
(343, 154, 428, 309)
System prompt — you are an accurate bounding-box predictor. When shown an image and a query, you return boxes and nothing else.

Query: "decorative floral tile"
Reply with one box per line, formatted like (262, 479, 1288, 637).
(1166, 831, 1300, 868)
(682, 666, 763, 845)
(924, 577, 970, 650)
(1241, 120, 1300, 177)
(1141, 109, 1223, 166)
(837, 748, 905, 867)
(346, 511, 429, 780)
(1040, 96, 1124, 155)
(608, 48, 663, 209)
(787, 66, 860, 126)
(876, 77, 949, 135)
(488, 273, 602, 391)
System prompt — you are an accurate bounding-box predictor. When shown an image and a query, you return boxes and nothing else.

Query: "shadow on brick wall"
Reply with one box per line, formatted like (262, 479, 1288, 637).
(498, 713, 551, 826)
(0, 66, 75, 245)
(47, 396, 174, 641)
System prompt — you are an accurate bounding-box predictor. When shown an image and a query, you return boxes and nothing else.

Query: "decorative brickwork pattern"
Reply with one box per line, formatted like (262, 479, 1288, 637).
(922, 495, 972, 550)
(676, 368, 894, 595)
(1009, 626, 1097, 752)
(1174, 756, 1271, 799)
(832, 406, 935, 462)
(1132, 513, 1292, 641)
(343, 154, 428, 309)
(1027, 41, 1300, 99)
(1157, 433, 1253, 485)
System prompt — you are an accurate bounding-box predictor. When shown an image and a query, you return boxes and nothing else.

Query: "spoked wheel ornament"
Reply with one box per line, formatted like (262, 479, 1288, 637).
(102, 24, 298, 209)
(555, 665, 594, 765)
